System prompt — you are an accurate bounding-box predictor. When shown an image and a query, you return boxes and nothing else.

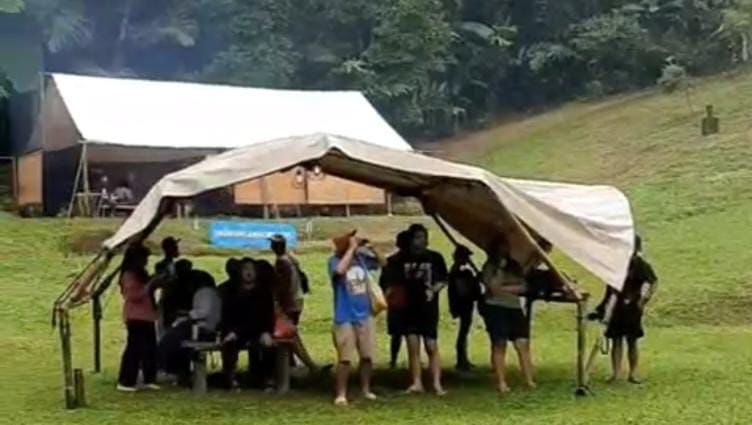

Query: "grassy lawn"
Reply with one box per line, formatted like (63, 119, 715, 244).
(4, 71, 752, 423)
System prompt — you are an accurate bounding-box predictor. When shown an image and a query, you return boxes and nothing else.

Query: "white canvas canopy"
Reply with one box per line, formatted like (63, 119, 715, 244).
(50, 73, 411, 151)
(103, 133, 634, 290)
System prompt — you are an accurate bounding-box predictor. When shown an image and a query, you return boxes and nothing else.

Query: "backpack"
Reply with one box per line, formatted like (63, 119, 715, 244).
(293, 260, 310, 294)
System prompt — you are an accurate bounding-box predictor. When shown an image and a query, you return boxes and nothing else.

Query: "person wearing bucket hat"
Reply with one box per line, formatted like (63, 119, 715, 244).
(328, 230, 382, 406)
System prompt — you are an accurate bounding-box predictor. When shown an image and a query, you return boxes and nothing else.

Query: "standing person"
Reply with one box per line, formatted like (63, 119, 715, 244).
(329, 230, 382, 406)
(117, 243, 160, 392)
(219, 258, 275, 389)
(154, 237, 180, 277)
(448, 245, 481, 371)
(595, 235, 658, 384)
(269, 234, 319, 373)
(153, 237, 180, 339)
(379, 230, 411, 369)
(480, 236, 535, 395)
(400, 224, 448, 395)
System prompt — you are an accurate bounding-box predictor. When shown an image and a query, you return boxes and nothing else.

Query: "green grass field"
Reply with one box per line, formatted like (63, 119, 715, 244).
(4, 71, 752, 424)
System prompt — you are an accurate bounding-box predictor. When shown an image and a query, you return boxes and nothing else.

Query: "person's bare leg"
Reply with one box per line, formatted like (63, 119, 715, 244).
(425, 338, 445, 395)
(359, 359, 375, 398)
(513, 338, 535, 388)
(491, 340, 509, 394)
(334, 361, 350, 405)
(406, 335, 424, 393)
(627, 337, 641, 383)
(608, 338, 624, 382)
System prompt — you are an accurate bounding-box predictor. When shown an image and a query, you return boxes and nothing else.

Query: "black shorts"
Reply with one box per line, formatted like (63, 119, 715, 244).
(606, 304, 644, 339)
(387, 308, 406, 336)
(403, 305, 439, 340)
(481, 304, 530, 343)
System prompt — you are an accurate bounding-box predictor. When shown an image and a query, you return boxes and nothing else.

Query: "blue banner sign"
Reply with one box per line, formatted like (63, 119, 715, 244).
(209, 221, 298, 249)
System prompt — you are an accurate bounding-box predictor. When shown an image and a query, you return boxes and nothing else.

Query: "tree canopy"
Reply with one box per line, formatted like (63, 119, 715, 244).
(0, 0, 743, 137)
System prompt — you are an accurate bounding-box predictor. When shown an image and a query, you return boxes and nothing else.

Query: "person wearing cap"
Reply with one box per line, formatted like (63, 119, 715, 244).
(117, 243, 161, 392)
(448, 245, 481, 371)
(379, 230, 412, 369)
(328, 230, 382, 406)
(269, 234, 319, 373)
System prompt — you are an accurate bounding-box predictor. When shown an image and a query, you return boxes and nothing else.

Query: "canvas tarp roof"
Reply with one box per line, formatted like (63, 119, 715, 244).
(50, 73, 411, 151)
(103, 133, 634, 290)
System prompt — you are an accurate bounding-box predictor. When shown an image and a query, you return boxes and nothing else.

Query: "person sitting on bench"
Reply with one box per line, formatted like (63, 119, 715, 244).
(219, 258, 275, 389)
(158, 270, 221, 386)
(159, 259, 196, 330)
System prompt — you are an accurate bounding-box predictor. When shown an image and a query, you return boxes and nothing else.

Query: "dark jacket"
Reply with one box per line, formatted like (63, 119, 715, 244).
(448, 263, 481, 317)
(218, 280, 275, 341)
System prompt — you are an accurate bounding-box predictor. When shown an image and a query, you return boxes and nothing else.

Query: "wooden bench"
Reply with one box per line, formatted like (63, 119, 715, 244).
(182, 338, 295, 395)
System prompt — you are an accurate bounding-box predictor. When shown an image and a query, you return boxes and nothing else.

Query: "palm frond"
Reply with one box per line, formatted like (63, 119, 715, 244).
(0, 0, 24, 13)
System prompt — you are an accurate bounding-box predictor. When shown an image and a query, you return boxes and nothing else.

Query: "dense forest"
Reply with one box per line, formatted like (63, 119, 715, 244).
(1, 0, 751, 137)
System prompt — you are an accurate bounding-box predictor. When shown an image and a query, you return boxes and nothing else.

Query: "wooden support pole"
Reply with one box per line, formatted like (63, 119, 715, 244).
(58, 310, 76, 409)
(430, 214, 480, 274)
(575, 298, 590, 396)
(92, 295, 102, 373)
(386, 192, 393, 216)
(275, 344, 291, 394)
(74, 368, 86, 407)
(81, 142, 91, 215)
(66, 146, 86, 218)
(192, 351, 208, 395)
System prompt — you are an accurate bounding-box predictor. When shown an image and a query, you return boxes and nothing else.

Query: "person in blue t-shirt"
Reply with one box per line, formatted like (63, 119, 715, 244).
(328, 230, 382, 406)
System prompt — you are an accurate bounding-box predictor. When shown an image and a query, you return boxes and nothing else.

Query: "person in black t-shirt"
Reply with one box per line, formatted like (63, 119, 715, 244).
(400, 224, 448, 395)
(379, 230, 412, 368)
(593, 235, 658, 384)
(448, 245, 480, 371)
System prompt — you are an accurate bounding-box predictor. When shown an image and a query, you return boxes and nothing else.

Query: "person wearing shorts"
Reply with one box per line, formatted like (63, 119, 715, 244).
(399, 224, 448, 395)
(480, 236, 535, 395)
(379, 230, 411, 368)
(592, 234, 658, 384)
(328, 230, 381, 406)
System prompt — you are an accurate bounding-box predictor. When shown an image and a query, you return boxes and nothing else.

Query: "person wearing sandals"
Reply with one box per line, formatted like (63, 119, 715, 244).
(480, 235, 535, 395)
(400, 224, 449, 396)
(328, 230, 382, 406)
(593, 234, 658, 384)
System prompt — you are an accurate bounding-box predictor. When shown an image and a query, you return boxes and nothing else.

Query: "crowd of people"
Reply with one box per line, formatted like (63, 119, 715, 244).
(115, 225, 658, 405)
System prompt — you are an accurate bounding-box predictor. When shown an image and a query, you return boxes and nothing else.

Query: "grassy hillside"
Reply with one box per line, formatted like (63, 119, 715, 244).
(453, 70, 752, 326)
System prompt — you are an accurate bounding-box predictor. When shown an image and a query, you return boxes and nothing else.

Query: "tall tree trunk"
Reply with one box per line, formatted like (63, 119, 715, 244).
(111, 0, 134, 71)
(742, 33, 749, 63)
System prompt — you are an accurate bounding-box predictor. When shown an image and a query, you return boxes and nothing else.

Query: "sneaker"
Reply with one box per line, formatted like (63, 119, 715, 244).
(116, 384, 137, 393)
(334, 396, 348, 406)
(363, 391, 378, 401)
(143, 383, 161, 391)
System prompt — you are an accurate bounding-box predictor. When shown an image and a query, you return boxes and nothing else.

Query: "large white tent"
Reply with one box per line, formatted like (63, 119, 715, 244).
(103, 133, 634, 290)
(19, 74, 412, 214)
(50, 73, 412, 151)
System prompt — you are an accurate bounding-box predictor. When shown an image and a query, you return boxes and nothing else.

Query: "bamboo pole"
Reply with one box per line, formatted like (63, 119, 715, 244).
(430, 214, 480, 274)
(92, 295, 102, 373)
(575, 297, 590, 396)
(81, 143, 91, 215)
(58, 309, 76, 409)
(66, 146, 86, 218)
